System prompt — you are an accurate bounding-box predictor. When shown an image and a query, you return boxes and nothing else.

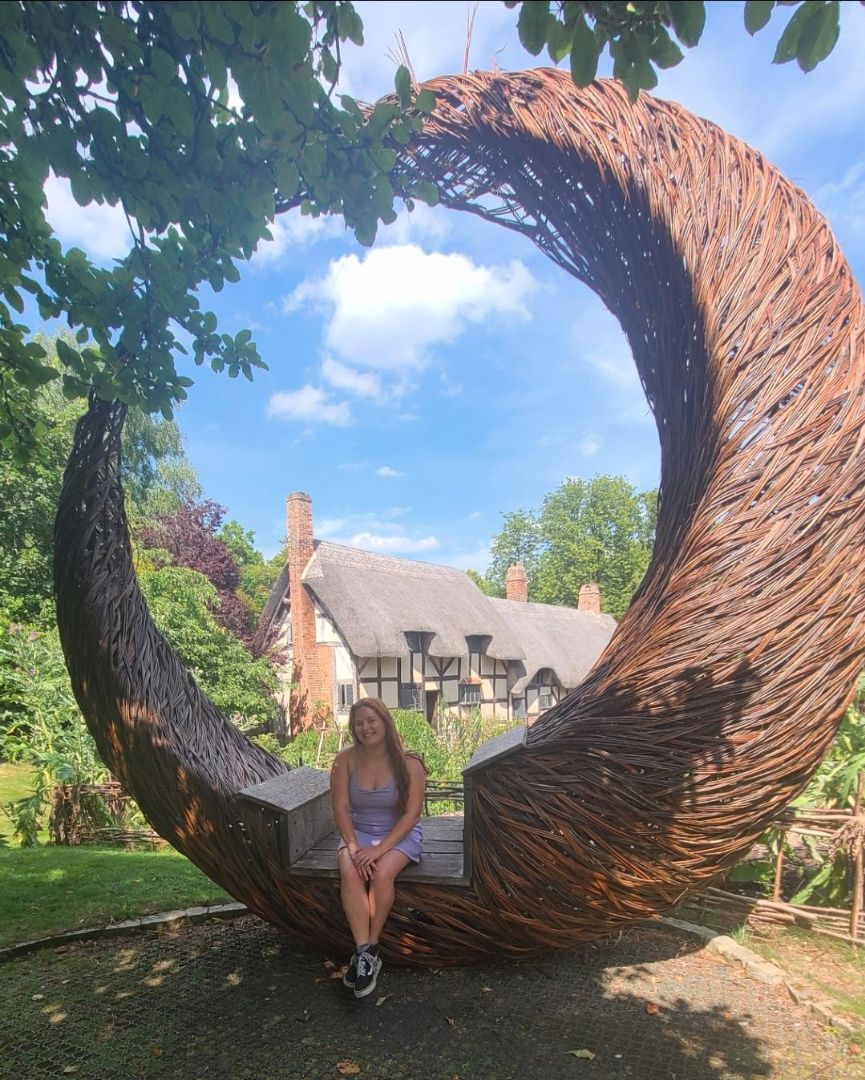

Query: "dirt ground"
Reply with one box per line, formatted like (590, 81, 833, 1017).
(0, 917, 861, 1080)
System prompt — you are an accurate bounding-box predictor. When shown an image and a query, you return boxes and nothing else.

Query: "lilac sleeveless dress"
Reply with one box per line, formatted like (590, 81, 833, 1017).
(346, 772, 422, 863)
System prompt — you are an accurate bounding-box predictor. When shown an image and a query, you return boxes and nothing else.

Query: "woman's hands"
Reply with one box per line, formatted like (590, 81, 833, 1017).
(352, 845, 383, 881)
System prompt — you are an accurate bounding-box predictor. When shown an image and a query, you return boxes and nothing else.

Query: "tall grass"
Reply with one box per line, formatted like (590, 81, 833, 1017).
(255, 708, 519, 781)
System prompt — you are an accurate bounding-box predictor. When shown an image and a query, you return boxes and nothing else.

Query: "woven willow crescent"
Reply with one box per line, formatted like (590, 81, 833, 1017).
(55, 70, 865, 966)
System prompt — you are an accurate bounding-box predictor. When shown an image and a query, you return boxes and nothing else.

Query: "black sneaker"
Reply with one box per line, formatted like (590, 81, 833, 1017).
(342, 952, 359, 989)
(353, 948, 382, 999)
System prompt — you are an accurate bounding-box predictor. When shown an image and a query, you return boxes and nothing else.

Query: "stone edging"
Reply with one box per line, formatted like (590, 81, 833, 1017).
(0, 901, 249, 964)
(657, 915, 856, 1035)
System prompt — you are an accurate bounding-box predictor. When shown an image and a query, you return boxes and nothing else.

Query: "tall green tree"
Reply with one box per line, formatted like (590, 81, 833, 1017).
(0, 336, 192, 622)
(218, 520, 285, 620)
(479, 475, 657, 619)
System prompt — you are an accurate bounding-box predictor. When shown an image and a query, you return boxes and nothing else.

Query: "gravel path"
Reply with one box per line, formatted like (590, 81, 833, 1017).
(0, 917, 859, 1079)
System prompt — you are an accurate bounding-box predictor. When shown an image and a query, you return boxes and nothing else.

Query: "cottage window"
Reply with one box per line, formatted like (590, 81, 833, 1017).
(465, 635, 486, 654)
(538, 692, 555, 710)
(399, 683, 422, 711)
(405, 631, 426, 654)
(337, 683, 354, 712)
(459, 682, 482, 706)
(512, 697, 527, 720)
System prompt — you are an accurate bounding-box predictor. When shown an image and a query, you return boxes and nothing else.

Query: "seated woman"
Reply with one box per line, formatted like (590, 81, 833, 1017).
(331, 697, 426, 998)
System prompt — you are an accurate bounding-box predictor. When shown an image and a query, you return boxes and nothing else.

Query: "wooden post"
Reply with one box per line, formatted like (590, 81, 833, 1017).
(850, 771, 864, 942)
(772, 830, 787, 902)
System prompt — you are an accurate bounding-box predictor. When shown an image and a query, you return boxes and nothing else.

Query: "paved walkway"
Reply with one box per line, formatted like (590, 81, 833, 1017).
(0, 917, 859, 1079)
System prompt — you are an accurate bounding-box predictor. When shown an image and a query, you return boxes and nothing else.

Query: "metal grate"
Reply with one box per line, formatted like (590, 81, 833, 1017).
(0, 917, 856, 1080)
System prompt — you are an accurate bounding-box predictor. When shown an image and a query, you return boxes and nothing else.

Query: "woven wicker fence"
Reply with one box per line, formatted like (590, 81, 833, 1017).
(49, 780, 162, 847)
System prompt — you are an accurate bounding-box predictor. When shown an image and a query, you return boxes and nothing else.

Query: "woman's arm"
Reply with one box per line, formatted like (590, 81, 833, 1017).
(331, 749, 360, 856)
(353, 757, 425, 868)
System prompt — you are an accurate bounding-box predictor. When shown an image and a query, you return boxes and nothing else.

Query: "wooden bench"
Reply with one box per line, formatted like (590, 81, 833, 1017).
(237, 725, 526, 888)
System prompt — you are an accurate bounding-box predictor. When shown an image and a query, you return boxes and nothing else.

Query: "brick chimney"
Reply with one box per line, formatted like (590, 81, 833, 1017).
(578, 583, 601, 615)
(286, 492, 330, 730)
(505, 563, 529, 603)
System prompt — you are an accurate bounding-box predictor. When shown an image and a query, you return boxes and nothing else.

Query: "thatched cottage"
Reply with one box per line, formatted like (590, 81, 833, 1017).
(259, 492, 617, 731)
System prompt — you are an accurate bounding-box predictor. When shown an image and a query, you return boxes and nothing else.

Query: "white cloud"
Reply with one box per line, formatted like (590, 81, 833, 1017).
(284, 244, 536, 380)
(44, 173, 132, 261)
(322, 356, 384, 400)
(444, 540, 493, 572)
(317, 507, 431, 552)
(570, 305, 652, 427)
(251, 211, 344, 265)
(376, 465, 403, 478)
(343, 531, 439, 553)
(814, 161, 865, 240)
(440, 372, 463, 397)
(578, 435, 601, 457)
(377, 201, 452, 247)
(267, 385, 351, 426)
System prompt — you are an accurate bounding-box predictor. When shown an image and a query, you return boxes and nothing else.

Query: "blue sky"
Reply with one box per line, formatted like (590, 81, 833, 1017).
(43, 2, 865, 567)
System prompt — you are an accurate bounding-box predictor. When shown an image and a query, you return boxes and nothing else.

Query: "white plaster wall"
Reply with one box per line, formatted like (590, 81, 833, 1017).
(313, 599, 342, 644)
(334, 644, 353, 680)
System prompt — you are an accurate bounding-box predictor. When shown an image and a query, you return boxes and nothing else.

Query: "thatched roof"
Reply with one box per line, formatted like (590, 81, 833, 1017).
(488, 597, 616, 695)
(260, 542, 616, 687)
(259, 564, 288, 629)
(300, 542, 525, 661)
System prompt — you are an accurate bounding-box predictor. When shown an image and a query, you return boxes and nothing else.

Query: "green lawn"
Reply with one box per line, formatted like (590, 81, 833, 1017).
(0, 844, 231, 949)
(0, 761, 39, 842)
(0, 762, 230, 948)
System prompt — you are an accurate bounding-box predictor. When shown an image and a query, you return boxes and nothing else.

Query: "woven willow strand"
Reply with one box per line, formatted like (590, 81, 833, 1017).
(55, 71, 865, 966)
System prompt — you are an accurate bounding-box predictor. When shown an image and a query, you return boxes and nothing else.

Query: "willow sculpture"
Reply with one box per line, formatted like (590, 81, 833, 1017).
(55, 70, 865, 966)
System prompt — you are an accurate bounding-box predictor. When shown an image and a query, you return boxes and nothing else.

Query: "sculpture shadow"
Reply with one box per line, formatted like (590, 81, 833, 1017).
(1, 917, 833, 1080)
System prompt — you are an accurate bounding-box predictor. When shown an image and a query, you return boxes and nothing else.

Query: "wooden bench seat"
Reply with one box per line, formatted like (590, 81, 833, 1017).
(237, 769, 468, 884)
(237, 725, 526, 889)
(289, 815, 469, 887)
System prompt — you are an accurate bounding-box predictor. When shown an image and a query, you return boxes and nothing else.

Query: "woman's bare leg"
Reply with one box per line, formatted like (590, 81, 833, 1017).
(368, 850, 410, 944)
(338, 847, 370, 947)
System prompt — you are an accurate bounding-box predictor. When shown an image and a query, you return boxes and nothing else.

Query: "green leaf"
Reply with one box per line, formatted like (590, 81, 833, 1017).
(795, 1, 840, 72)
(320, 47, 338, 85)
(55, 339, 83, 373)
(168, 6, 198, 40)
(668, 1, 706, 48)
(205, 47, 228, 92)
(569, 17, 600, 87)
(370, 147, 396, 172)
(395, 64, 412, 108)
(772, 1, 812, 63)
(151, 47, 176, 86)
(744, 0, 774, 35)
(277, 160, 300, 199)
(728, 861, 773, 884)
(650, 28, 685, 70)
(547, 19, 573, 64)
(4, 287, 24, 313)
(517, 1, 551, 56)
(415, 89, 436, 114)
(413, 181, 439, 206)
(204, 5, 236, 46)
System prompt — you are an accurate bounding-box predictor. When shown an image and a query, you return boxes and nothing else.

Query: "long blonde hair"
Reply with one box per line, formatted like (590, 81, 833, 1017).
(348, 697, 426, 811)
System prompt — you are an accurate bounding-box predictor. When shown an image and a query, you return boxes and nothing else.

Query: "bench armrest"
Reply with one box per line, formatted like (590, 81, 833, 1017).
(238, 767, 335, 865)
